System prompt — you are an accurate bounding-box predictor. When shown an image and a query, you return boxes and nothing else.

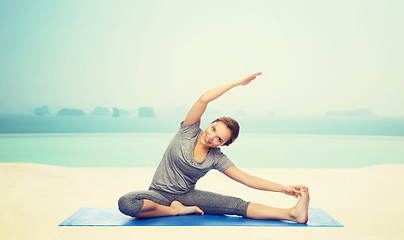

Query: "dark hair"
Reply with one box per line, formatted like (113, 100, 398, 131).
(211, 116, 240, 146)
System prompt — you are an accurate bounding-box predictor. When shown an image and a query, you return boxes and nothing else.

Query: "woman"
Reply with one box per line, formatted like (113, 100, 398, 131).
(118, 72, 310, 223)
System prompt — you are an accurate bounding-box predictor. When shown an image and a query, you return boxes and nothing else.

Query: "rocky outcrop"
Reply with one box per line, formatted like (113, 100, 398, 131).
(91, 107, 111, 116)
(34, 106, 51, 116)
(57, 108, 86, 116)
(139, 107, 156, 118)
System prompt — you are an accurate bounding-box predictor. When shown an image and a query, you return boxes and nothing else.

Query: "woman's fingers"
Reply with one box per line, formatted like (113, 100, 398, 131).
(238, 72, 261, 86)
(247, 72, 261, 79)
(251, 72, 261, 78)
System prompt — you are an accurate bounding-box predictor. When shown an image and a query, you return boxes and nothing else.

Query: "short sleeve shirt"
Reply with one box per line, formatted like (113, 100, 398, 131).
(149, 121, 234, 194)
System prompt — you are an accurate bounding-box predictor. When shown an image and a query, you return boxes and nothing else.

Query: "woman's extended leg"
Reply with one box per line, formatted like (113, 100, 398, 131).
(174, 189, 250, 217)
(246, 186, 310, 223)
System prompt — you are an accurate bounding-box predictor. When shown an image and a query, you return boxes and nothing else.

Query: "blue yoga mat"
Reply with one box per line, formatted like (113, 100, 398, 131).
(59, 208, 342, 227)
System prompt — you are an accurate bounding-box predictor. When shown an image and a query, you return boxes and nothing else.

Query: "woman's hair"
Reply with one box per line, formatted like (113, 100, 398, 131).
(211, 116, 240, 146)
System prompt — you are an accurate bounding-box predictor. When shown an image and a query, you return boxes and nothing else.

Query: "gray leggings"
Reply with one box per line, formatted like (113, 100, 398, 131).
(118, 188, 250, 218)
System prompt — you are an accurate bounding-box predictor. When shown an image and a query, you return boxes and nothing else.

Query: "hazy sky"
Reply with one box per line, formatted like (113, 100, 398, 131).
(1, 0, 403, 116)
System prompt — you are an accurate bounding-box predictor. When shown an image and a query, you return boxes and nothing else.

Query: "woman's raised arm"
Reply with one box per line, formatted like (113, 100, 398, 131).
(183, 72, 262, 126)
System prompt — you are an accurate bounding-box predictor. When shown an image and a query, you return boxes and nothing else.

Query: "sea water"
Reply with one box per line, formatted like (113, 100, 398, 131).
(1, 132, 403, 168)
(1, 115, 404, 136)
(1, 114, 403, 168)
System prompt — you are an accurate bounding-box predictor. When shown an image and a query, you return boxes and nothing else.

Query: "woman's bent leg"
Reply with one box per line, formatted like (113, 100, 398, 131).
(118, 190, 171, 217)
(135, 200, 174, 218)
(137, 200, 204, 218)
(118, 190, 203, 218)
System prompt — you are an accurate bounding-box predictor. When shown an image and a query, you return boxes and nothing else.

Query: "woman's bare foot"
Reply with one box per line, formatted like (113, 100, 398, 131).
(290, 186, 310, 223)
(170, 201, 204, 216)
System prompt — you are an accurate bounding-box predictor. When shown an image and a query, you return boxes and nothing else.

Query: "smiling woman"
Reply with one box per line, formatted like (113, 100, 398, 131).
(193, 120, 233, 163)
(118, 72, 310, 224)
(210, 117, 240, 146)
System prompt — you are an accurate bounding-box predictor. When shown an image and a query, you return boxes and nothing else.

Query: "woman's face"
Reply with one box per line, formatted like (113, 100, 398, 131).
(200, 121, 231, 148)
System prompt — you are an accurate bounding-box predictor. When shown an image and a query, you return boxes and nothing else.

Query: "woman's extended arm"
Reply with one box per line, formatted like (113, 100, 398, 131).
(223, 165, 303, 198)
(183, 72, 262, 126)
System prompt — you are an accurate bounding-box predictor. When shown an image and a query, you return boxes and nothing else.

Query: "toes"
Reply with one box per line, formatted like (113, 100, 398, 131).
(194, 206, 204, 215)
(198, 208, 205, 215)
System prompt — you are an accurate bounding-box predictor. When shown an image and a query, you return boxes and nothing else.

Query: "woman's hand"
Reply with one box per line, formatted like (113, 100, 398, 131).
(283, 185, 306, 198)
(235, 72, 262, 86)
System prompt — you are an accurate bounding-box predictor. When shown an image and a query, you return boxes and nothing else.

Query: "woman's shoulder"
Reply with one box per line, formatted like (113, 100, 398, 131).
(178, 120, 202, 137)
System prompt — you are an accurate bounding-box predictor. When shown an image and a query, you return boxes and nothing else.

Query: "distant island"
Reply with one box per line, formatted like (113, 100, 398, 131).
(34, 106, 51, 116)
(33, 106, 135, 117)
(112, 107, 130, 118)
(139, 106, 156, 118)
(57, 108, 86, 116)
(91, 106, 111, 116)
(326, 108, 377, 117)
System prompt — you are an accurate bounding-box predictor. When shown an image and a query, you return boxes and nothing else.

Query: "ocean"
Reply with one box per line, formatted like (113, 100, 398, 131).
(1, 114, 403, 168)
(1, 114, 404, 136)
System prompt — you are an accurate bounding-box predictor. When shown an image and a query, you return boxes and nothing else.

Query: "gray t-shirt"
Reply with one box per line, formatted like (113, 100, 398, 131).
(149, 121, 234, 194)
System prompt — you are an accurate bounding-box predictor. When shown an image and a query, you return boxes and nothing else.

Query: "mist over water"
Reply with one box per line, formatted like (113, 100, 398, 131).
(1, 1, 404, 117)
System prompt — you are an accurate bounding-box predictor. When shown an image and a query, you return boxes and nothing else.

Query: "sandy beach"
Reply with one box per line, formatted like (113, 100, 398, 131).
(1, 163, 403, 240)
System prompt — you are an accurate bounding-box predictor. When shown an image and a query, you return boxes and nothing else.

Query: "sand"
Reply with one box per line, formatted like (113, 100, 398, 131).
(1, 163, 403, 240)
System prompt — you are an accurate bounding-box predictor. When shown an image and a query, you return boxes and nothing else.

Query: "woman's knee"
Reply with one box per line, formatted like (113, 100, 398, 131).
(118, 194, 144, 217)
